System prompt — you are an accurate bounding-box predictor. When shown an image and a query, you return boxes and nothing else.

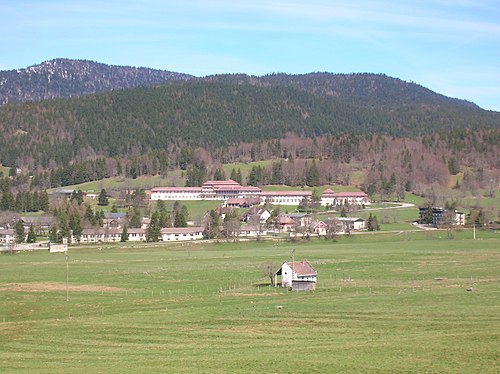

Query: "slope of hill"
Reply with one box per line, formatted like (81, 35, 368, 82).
(207, 72, 480, 108)
(0, 60, 498, 171)
(0, 59, 193, 104)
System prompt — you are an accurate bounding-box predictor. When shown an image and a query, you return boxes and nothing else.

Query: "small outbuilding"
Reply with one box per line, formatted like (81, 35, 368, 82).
(275, 260, 317, 291)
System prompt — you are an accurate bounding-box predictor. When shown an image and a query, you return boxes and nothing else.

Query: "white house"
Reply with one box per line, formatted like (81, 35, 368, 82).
(127, 228, 147, 242)
(0, 229, 15, 244)
(261, 190, 312, 205)
(237, 225, 267, 237)
(309, 220, 328, 235)
(160, 227, 204, 241)
(337, 217, 366, 232)
(242, 207, 271, 224)
(275, 260, 317, 291)
(331, 192, 370, 206)
(320, 188, 336, 206)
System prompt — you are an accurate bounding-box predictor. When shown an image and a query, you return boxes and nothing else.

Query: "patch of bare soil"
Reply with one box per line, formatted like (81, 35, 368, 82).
(0, 282, 127, 293)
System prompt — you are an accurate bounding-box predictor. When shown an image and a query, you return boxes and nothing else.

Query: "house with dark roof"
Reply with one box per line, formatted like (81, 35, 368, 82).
(275, 260, 317, 291)
(242, 206, 271, 224)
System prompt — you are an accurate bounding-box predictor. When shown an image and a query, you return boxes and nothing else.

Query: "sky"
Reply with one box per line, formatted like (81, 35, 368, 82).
(1, 0, 499, 111)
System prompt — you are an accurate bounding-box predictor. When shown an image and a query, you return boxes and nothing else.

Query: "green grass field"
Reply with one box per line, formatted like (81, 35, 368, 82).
(0, 165, 9, 177)
(1, 232, 498, 373)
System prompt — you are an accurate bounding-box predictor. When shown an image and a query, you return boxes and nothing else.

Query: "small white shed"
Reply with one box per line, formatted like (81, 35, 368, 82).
(275, 260, 317, 291)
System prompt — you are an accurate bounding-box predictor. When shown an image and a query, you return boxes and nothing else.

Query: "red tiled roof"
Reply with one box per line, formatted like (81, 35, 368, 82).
(333, 192, 368, 197)
(160, 227, 204, 234)
(150, 187, 202, 192)
(277, 216, 294, 224)
(287, 260, 316, 276)
(261, 191, 312, 196)
(226, 198, 246, 204)
(321, 188, 335, 197)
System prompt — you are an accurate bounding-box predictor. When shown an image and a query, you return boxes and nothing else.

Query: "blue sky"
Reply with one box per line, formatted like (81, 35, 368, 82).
(2, 0, 499, 110)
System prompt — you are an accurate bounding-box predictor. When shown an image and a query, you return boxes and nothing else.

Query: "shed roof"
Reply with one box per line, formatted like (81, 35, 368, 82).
(276, 260, 316, 276)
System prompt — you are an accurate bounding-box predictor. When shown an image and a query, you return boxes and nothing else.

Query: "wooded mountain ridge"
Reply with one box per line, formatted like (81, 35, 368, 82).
(0, 59, 498, 180)
(0, 59, 192, 104)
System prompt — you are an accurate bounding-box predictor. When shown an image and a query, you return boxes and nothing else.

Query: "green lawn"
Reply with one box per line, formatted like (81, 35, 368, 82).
(0, 165, 9, 177)
(0, 232, 498, 373)
(50, 173, 185, 193)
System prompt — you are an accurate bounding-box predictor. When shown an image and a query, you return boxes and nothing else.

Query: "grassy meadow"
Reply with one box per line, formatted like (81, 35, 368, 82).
(1, 232, 499, 373)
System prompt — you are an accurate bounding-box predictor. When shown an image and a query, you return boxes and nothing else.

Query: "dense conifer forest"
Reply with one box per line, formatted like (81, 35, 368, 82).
(0, 60, 498, 195)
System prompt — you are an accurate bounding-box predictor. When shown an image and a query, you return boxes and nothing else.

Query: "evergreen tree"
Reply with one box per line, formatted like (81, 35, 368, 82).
(235, 169, 243, 185)
(448, 157, 460, 175)
(38, 191, 50, 211)
(26, 225, 37, 243)
(70, 190, 84, 205)
(213, 168, 226, 181)
(98, 189, 109, 206)
(129, 208, 142, 228)
(69, 214, 83, 241)
(340, 206, 347, 217)
(97, 210, 105, 227)
(306, 160, 320, 186)
(421, 204, 433, 224)
(84, 205, 96, 225)
(146, 211, 161, 242)
(49, 224, 60, 243)
(120, 225, 128, 242)
(230, 168, 238, 182)
(1, 188, 15, 210)
(204, 209, 220, 239)
(174, 210, 187, 228)
(14, 219, 25, 243)
(367, 213, 374, 231)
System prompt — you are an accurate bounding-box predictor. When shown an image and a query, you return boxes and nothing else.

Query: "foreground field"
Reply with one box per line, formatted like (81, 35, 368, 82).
(0, 233, 499, 373)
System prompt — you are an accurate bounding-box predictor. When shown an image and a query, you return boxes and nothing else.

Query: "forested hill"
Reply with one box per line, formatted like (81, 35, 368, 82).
(208, 73, 479, 108)
(0, 74, 498, 169)
(0, 59, 192, 104)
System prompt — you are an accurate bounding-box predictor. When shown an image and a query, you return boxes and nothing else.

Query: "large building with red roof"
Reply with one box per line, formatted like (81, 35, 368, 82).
(149, 180, 370, 206)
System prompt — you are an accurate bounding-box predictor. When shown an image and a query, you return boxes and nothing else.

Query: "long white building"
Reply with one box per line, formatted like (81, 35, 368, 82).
(149, 180, 370, 206)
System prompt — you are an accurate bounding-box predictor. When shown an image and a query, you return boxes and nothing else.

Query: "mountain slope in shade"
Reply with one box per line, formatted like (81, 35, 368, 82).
(0, 58, 193, 104)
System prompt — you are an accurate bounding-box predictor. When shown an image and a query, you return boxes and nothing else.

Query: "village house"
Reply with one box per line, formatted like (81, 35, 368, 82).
(275, 260, 317, 291)
(337, 217, 366, 232)
(320, 188, 336, 206)
(160, 227, 204, 241)
(261, 190, 312, 205)
(309, 220, 328, 236)
(286, 213, 312, 227)
(77, 226, 205, 243)
(418, 207, 465, 227)
(237, 225, 267, 238)
(242, 206, 271, 224)
(20, 215, 56, 235)
(78, 228, 122, 243)
(102, 212, 126, 229)
(0, 229, 15, 244)
(276, 215, 295, 232)
(225, 198, 251, 208)
(330, 191, 370, 206)
(127, 228, 147, 242)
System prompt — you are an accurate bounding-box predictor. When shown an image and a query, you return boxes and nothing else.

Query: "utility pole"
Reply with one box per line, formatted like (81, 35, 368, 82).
(65, 250, 69, 301)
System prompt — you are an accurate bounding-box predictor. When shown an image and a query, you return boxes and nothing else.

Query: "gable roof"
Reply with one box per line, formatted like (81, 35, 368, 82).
(321, 188, 336, 197)
(285, 260, 316, 276)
